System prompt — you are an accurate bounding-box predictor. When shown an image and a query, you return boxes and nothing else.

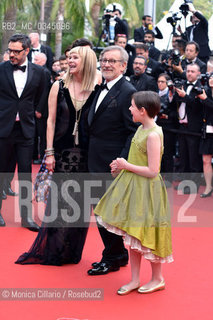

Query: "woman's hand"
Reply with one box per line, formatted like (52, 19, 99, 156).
(45, 155, 56, 172)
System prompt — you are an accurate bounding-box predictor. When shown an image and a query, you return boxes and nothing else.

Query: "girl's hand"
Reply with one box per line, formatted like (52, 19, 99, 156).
(115, 157, 128, 170)
(45, 155, 56, 172)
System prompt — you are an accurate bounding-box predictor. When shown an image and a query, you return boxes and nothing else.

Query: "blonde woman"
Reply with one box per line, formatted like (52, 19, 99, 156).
(16, 46, 98, 265)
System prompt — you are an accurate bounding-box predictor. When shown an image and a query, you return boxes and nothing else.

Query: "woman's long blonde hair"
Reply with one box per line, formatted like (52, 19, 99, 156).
(64, 46, 97, 91)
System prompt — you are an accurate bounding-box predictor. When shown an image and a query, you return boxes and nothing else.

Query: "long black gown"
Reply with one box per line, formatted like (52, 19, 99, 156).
(16, 83, 95, 265)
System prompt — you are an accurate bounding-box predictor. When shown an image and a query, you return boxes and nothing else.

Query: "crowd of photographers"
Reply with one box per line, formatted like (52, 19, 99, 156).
(0, 1, 212, 198)
(100, 1, 213, 195)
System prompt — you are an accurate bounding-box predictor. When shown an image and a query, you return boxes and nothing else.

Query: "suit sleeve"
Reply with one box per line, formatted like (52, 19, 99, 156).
(134, 28, 143, 42)
(120, 86, 138, 159)
(154, 26, 163, 39)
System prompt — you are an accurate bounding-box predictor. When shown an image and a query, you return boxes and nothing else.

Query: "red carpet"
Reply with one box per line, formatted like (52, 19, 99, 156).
(0, 165, 213, 320)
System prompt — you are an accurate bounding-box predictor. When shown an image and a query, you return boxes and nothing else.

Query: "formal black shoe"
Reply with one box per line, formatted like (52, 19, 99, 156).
(87, 262, 120, 275)
(2, 190, 7, 200)
(200, 189, 213, 198)
(0, 213, 6, 226)
(21, 218, 39, 232)
(5, 187, 18, 197)
(92, 259, 128, 268)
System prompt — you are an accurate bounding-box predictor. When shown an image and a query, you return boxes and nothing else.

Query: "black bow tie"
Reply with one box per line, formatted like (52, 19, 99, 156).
(100, 82, 109, 91)
(12, 64, 26, 72)
(32, 48, 39, 52)
(187, 81, 194, 85)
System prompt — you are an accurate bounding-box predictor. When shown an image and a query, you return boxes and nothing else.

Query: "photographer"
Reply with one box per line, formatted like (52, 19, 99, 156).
(102, 3, 128, 42)
(144, 30, 161, 61)
(174, 63, 204, 193)
(156, 74, 178, 177)
(197, 71, 213, 198)
(179, 2, 211, 64)
(134, 15, 163, 43)
(172, 41, 206, 80)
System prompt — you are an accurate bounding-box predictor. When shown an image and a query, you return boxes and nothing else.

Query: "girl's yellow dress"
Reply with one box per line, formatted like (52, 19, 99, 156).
(95, 125, 173, 263)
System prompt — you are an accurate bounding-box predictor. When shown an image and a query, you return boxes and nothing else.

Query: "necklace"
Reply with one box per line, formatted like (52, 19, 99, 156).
(72, 81, 86, 146)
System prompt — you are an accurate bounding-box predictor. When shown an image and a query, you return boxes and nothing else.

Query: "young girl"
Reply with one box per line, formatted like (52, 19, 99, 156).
(94, 91, 173, 295)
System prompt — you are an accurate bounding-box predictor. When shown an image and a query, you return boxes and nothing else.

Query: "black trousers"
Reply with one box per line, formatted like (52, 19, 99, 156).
(178, 124, 203, 183)
(0, 122, 34, 218)
(92, 173, 128, 266)
(96, 219, 128, 266)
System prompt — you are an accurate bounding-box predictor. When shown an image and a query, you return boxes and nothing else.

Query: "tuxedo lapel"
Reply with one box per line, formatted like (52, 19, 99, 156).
(5, 62, 18, 97)
(21, 62, 33, 97)
(88, 85, 102, 126)
(92, 77, 124, 122)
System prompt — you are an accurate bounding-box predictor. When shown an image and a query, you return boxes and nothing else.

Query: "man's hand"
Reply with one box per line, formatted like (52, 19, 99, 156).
(175, 86, 186, 97)
(172, 61, 183, 74)
(197, 89, 207, 100)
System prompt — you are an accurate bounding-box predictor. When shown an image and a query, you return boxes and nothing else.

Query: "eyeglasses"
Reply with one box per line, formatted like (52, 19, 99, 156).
(7, 48, 25, 56)
(99, 59, 123, 65)
(133, 62, 145, 66)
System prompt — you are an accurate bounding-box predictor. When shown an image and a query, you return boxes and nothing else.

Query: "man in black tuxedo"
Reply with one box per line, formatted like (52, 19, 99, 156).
(28, 32, 53, 72)
(180, 3, 211, 64)
(130, 55, 157, 92)
(87, 46, 137, 275)
(172, 41, 206, 80)
(0, 34, 45, 230)
(174, 63, 204, 194)
(134, 15, 163, 43)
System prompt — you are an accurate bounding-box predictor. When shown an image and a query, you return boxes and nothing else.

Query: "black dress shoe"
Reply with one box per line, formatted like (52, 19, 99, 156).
(2, 190, 7, 200)
(21, 218, 39, 232)
(92, 259, 128, 268)
(5, 187, 18, 196)
(200, 188, 213, 198)
(87, 262, 120, 275)
(0, 213, 6, 226)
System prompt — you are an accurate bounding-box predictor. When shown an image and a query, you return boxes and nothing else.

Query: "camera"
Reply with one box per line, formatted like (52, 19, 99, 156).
(167, 80, 174, 91)
(192, 86, 203, 95)
(167, 12, 181, 27)
(174, 79, 184, 89)
(179, 0, 193, 17)
(171, 49, 180, 66)
(159, 102, 169, 116)
(199, 73, 211, 86)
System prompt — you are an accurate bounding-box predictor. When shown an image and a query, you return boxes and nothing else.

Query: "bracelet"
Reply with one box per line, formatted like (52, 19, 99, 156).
(45, 153, 54, 158)
(45, 148, 55, 157)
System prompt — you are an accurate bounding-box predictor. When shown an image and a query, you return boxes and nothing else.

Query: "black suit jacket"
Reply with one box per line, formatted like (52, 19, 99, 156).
(28, 44, 54, 71)
(88, 77, 138, 172)
(0, 61, 45, 139)
(183, 11, 211, 59)
(130, 73, 157, 92)
(181, 57, 207, 80)
(134, 26, 163, 42)
(176, 80, 203, 133)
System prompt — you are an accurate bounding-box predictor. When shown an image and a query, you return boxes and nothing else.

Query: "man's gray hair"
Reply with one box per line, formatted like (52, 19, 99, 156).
(101, 45, 129, 63)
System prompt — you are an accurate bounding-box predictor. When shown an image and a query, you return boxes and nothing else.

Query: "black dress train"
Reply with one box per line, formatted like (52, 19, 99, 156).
(16, 84, 95, 265)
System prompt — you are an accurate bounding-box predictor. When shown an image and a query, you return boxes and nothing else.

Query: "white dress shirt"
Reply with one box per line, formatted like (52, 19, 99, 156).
(13, 59, 28, 120)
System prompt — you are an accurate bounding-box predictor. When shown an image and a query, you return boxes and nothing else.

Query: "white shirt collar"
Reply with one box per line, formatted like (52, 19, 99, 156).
(105, 74, 123, 90)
